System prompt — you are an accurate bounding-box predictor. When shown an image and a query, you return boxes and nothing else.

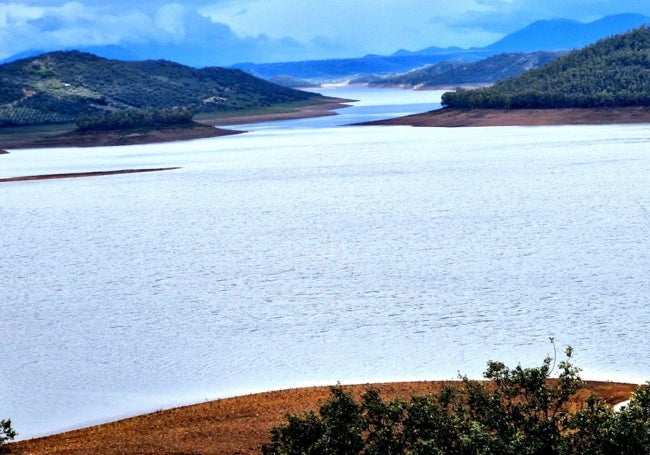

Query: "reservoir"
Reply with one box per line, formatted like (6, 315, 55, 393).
(1, 87, 649, 439)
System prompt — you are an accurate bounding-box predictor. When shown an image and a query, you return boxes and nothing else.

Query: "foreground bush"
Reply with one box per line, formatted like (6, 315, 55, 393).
(263, 346, 649, 455)
(0, 420, 16, 454)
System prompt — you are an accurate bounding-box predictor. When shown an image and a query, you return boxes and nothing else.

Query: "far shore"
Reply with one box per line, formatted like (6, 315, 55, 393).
(206, 97, 353, 126)
(0, 122, 241, 150)
(5, 101, 650, 155)
(0, 97, 352, 151)
(11, 379, 639, 455)
(0, 167, 180, 183)
(361, 105, 650, 127)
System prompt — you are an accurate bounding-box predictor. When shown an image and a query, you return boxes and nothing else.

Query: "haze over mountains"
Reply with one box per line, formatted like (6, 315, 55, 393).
(234, 13, 650, 81)
(2, 13, 648, 83)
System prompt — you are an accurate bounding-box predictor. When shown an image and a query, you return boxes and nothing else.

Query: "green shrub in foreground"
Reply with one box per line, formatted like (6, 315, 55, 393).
(0, 419, 16, 454)
(263, 346, 649, 455)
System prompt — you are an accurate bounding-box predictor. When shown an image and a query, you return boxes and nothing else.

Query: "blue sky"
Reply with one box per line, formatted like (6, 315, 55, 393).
(2, 1, 650, 64)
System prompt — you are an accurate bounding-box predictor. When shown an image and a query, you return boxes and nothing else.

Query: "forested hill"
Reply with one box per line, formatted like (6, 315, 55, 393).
(441, 26, 650, 109)
(0, 51, 319, 127)
(361, 51, 563, 88)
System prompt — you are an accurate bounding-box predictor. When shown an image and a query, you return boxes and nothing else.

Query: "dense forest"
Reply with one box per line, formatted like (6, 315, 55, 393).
(0, 51, 319, 127)
(362, 51, 563, 88)
(442, 26, 650, 109)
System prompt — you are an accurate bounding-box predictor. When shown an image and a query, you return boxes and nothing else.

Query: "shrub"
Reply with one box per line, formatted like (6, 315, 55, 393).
(262, 344, 649, 455)
(0, 419, 16, 454)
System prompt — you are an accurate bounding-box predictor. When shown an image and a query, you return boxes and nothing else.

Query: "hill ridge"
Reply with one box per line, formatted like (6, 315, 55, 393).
(441, 26, 650, 109)
(0, 51, 318, 127)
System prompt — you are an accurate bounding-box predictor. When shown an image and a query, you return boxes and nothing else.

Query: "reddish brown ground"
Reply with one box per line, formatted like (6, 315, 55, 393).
(0, 167, 180, 183)
(208, 98, 353, 126)
(1, 123, 240, 150)
(0, 98, 351, 151)
(364, 106, 650, 127)
(11, 380, 637, 455)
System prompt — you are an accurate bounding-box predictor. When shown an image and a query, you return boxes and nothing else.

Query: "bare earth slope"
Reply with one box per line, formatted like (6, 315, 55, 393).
(11, 380, 636, 455)
(363, 106, 650, 127)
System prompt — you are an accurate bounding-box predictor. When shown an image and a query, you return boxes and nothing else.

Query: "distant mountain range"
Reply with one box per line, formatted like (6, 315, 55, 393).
(233, 13, 650, 81)
(0, 51, 319, 127)
(2, 13, 648, 85)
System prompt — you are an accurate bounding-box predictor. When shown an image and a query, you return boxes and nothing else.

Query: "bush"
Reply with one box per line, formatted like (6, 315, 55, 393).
(262, 345, 649, 455)
(75, 107, 194, 131)
(0, 419, 16, 454)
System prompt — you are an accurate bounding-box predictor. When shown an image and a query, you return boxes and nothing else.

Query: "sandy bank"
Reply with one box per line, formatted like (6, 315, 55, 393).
(11, 380, 637, 455)
(0, 167, 180, 183)
(1, 123, 240, 150)
(362, 106, 650, 127)
(0, 97, 351, 150)
(206, 97, 353, 126)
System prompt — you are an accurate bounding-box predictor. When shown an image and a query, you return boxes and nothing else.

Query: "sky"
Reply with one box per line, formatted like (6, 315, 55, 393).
(2, 1, 650, 65)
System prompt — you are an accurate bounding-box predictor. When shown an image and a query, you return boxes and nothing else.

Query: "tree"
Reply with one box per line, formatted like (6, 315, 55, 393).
(261, 343, 650, 455)
(0, 419, 16, 454)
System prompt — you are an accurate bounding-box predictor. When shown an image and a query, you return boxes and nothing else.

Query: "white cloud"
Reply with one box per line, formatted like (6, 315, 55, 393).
(154, 3, 187, 40)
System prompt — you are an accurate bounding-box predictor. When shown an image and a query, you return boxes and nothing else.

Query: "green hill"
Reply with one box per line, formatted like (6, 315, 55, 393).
(362, 51, 563, 88)
(441, 26, 650, 109)
(0, 51, 320, 127)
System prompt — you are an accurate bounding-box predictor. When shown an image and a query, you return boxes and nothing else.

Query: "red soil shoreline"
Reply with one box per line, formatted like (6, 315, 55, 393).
(0, 98, 351, 150)
(0, 167, 180, 183)
(207, 97, 353, 126)
(362, 106, 650, 127)
(11, 380, 638, 455)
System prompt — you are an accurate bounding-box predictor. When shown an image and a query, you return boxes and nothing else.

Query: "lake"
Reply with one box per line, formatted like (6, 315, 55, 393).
(1, 87, 649, 439)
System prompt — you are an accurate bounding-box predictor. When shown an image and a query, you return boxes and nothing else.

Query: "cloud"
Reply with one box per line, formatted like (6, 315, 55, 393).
(154, 3, 187, 40)
(2, 0, 650, 64)
(0, 1, 305, 64)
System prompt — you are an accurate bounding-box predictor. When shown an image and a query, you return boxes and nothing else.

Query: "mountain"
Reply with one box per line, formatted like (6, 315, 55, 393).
(391, 46, 465, 57)
(232, 14, 650, 82)
(0, 51, 320, 127)
(441, 26, 650, 109)
(231, 52, 493, 82)
(359, 51, 563, 88)
(482, 13, 650, 52)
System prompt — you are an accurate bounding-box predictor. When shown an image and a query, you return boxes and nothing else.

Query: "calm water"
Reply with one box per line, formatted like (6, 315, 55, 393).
(2, 88, 649, 439)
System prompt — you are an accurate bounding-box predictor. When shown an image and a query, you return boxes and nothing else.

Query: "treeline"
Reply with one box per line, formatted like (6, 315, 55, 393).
(263, 348, 650, 455)
(442, 26, 650, 109)
(75, 108, 194, 131)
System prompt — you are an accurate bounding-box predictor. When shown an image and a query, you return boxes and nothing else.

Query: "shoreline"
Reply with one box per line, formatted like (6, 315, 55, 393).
(0, 97, 352, 150)
(360, 106, 650, 127)
(0, 167, 180, 183)
(206, 97, 353, 126)
(1, 123, 241, 150)
(11, 379, 639, 454)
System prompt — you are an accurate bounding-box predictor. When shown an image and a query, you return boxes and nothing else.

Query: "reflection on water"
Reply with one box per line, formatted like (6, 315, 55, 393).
(1, 88, 649, 438)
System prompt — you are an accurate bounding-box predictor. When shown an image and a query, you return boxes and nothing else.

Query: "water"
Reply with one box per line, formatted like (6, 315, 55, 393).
(1, 88, 649, 439)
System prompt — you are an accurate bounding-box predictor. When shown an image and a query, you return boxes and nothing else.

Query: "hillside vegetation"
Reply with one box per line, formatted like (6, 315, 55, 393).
(442, 26, 650, 109)
(0, 51, 319, 127)
(362, 51, 563, 88)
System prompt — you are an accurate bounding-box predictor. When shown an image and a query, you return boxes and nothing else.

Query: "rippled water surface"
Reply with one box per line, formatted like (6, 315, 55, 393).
(2, 88, 649, 438)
